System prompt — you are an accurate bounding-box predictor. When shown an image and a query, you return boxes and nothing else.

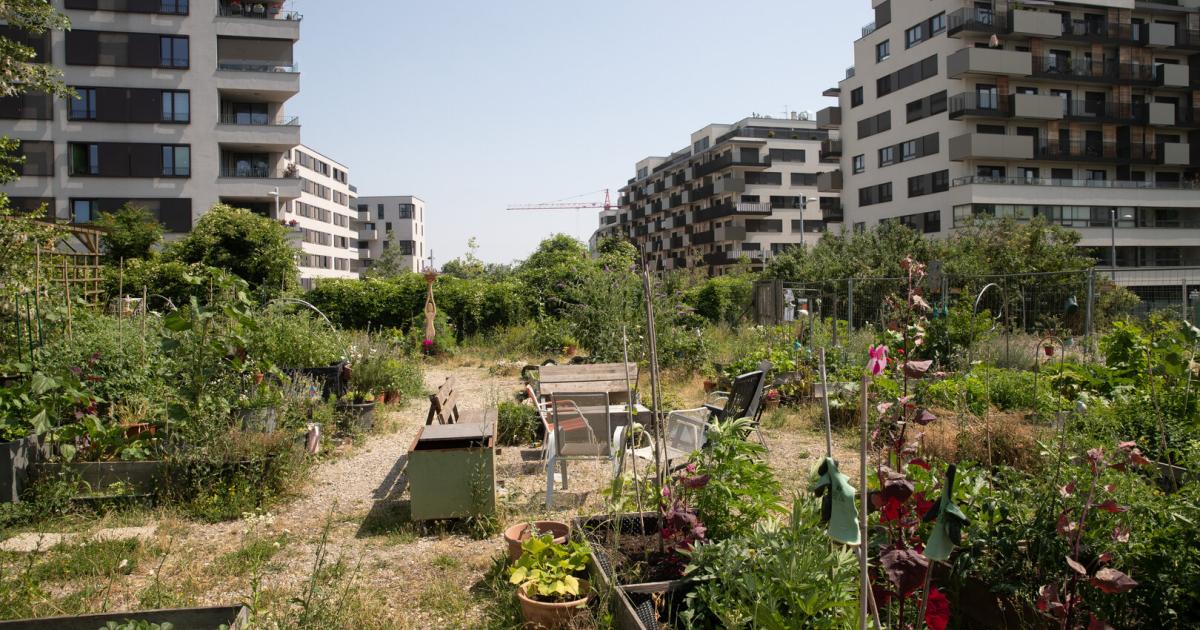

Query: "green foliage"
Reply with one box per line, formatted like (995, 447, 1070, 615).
(506, 534, 590, 601)
(0, 204, 62, 294)
(103, 258, 213, 308)
(161, 432, 307, 522)
(684, 273, 755, 326)
(22, 538, 146, 582)
(165, 204, 298, 300)
(496, 400, 539, 446)
(681, 499, 859, 629)
(516, 234, 591, 319)
(94, 204, 163, 262)
(919, 367, 1062, 416)
(246, 311, 347, 369)
(0, 1, 72, 103)
(686, 417, 783, 540)
(101, 621, 174, 630)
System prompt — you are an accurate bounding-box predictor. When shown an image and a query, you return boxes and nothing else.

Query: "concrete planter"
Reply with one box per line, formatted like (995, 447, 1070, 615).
(0, 435, 39, 503)
(0, 605, 249, 629)
(28, 460, 165, 500)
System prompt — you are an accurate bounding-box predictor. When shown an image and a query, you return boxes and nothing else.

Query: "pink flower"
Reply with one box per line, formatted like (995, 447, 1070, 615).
(422, 339, 434, 347)
(867, 345, 889, 376)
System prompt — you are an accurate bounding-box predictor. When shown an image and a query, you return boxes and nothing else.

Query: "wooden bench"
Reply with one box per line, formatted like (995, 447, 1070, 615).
(537, 363, 639, 404)
(426, 376, 495, 426)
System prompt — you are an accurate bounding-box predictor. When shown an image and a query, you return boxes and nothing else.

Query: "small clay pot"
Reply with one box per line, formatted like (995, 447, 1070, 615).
(516, 580, 590, 630)
(1043, 345, 1055, 357)
(504, 520, 570, 562)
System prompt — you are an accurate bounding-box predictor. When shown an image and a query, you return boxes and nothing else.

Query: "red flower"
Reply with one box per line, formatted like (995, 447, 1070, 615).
(924, 587, 950, 630)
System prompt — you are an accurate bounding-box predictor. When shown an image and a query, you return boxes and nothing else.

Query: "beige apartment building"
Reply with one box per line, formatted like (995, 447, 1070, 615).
(288, 145, 360, 286)
(0, 0, 303, 233)
(356, 196, 428, 273)
(603, 116, 842, 275)
(826, 0, 1200, 284)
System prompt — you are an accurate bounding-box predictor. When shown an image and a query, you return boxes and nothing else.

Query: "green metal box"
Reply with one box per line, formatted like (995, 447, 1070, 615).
(408, 421, 496, 521)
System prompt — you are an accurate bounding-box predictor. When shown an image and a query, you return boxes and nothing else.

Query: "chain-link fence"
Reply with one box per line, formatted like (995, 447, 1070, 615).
(755, 266, 1200, 336)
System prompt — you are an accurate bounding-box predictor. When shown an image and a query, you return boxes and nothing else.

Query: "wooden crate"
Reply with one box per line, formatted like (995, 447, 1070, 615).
(407, 420, 495, 521)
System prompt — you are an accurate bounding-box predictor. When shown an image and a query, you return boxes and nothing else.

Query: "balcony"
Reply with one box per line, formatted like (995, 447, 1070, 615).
(215, 115, 301, 150)
(217, 167, 301, 200)
(692, 152, 771, 178)
(950, 175, 1200, 208)
(1157, 64, 1190, 89)
(948, 133, 1033, 161)
(1148, 23, 1176, 48)
(819, 139, 842, 162)
(669, 235, 685, 250)
(947, 47, 1032, 79)
(358, 227, 378, 241)
(694, 201, 772, 223)
(1160, 142, 1191, 166)
(1061, 100, 1148, 124)
(1033, 141, 1158, 164)
(690, 230, 714, 245)
(947, 7, 1006, 37)
(683, 184, 713, 204)
(712, 177, 745, 195)
(715, 225, 747, 242)
(817, 106, 841, 129)
(1031, 57, 1161, 85)
(1059, 20, 1145, 46)
(817, 170, 842, 193)
(216, 61, 300, 98)
(1008, 9, 1062, 38)
(216, 3, 302, 40)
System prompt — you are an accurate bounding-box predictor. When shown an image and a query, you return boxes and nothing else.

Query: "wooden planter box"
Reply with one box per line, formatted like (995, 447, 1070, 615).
(0, 605, 248, 629)
(572, 513, 690, 630)
(0, 435, 39, 503)
(407, 421, 495, 521)
(282, 361, 347, 400)
(28, 460, 165, 500)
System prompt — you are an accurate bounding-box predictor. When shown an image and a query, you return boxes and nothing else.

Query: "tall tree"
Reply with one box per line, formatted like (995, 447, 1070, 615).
(166, 204, 298, 299)
(95, 204, 163, 262)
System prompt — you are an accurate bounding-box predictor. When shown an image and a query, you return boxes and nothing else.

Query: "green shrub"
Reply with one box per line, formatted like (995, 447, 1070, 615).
(683, 274, 755, 326)
(681, 499, 858, 629)
(686, 417, 782, 540)
(247, 311, 348, 368)
(496, 401, 539, 446)
(918, 367, 1062, 416)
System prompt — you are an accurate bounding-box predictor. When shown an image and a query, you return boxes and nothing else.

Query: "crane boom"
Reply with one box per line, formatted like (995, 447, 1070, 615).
(507, 189, 613, 212)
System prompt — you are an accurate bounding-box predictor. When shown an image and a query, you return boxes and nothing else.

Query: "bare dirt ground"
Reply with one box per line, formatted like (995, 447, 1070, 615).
(0, 362, 857, 629)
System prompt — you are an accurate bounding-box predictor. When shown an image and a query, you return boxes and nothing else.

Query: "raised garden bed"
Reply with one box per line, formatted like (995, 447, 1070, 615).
(337, 400, 377, 432)
(616, 581, 692, 630)
(28, 460, 165, 500)
(0, 605, 248, 629)
(282, 360, 348, 400)
(571, 513, 686, 590)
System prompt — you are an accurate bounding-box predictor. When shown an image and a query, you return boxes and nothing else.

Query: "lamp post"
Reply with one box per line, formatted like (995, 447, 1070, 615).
(797, 195, 807, 247)
(269, 186, 280, 220)
(1109, 208, 1135, 282)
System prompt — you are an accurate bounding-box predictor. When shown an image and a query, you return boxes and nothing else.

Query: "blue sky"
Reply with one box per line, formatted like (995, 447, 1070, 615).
(289, 0, 869, 265)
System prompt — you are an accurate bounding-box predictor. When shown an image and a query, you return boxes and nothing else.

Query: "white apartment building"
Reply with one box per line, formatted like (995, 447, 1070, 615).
(356, 196, 427, 273)
(605, 116, 842, 275)
(828, 0, 1200, 284)
(0, 1, 303, 233)
(288, 144, 359, 287)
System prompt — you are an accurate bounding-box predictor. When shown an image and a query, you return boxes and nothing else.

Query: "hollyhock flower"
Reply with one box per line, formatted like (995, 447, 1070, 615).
(867, 345, 889, 376)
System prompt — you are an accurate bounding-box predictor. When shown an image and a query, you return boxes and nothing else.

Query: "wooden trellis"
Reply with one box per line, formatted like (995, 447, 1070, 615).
(43, 223, 106, 305)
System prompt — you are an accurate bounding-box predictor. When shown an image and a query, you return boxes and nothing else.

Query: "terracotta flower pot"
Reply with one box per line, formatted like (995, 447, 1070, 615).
(1044, 345, 1055, 357)
(765, 398, 780, 411)
(516, 580, 590, 630)
(504, 520, 570, 562)
(702, 379, 717, 393)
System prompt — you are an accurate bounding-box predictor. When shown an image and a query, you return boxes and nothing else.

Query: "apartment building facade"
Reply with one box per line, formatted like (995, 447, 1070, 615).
(356, 196, 427, 273)
(827, 0, 1200, 280)
(605, 116, 842, 275)
(287, 145, 359, 286)
(0, 0, 303, 232)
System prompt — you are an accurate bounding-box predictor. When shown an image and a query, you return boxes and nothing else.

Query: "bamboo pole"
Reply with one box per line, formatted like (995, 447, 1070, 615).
(63, 257, 72, 340)
(859, 375, 870, 630)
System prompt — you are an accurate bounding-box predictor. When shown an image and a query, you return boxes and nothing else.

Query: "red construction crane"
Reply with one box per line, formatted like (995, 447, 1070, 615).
(507, 188, 615, 212)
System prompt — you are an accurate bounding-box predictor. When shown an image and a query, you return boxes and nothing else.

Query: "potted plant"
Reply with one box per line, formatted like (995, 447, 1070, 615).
(336, 391, 377, 431)
(238, 381, 283, 434)
(504, 520, 570, 562)
(229, 0, 243, 14)
(508, 534, 592, 629)
(763, 388, 781, 411)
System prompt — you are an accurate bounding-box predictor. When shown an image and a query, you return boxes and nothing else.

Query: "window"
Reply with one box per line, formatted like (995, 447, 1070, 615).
(850, 87, 863, 108)
(906, 24, 924, 48)
(977, 124, 1006, 135)
(879, 146, 896, 167)
(901, 140, 919, 161)
(70, 88, 96, 120)
(876, 39, 890, 62)
(398, 204, 414, 219)
(226, 102, 267, 125)
(160, 0, 188, 14)
(908, 170, 949, 198)
(929, 12, 945, 34)
(397, 240, 415, 256)
(161, 90, 188, 122)
(71, 199, 98, 223)
(160, 36, 188, 68)
(877, 75, 892, 97)
(15, 141, 53, 176)
(376, 204, 384, 219)
(69, 143, 99, 175)
(852, 154, 865, 174)
(161, 145, 190, 176)
(857, 111, 891, 139)
(1021, 167, 1039, 180)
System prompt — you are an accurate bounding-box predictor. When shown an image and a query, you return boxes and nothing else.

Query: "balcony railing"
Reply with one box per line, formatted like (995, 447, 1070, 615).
(1031, 57, 1156, 83)
(1060, 20, 1143, 44)
(861, 21, 877, 37)
(218, 61, 300, 73)
(819, 139, 842, 161)
(219, 114, 300, 126)
(218, 4, 303, 21)
(1061, 100, 1147, 123)
(947, 7, 1006, 36)
(953, 175, 1200, 190)
(1033, 141, 1158, 162)
(220, 166, 298, 178)
(845, 66, 855, 79)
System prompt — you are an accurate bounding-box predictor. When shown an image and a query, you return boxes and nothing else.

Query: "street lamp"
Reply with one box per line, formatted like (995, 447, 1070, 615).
(797, 195, 808, 246)
(1109, 208, 1135, 281)
(268, 186, 280, 220)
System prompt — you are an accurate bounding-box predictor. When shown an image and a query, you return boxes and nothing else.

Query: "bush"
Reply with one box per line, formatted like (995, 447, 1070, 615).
(165, 204, 298, 300)
(919, 367, 1062, 416)
(681, 499, 859, 629)
(496, 400, 539, 446)
(683, 274, 755, 326)
(247, 311, 348, 368)
(686, 417, 782, 540)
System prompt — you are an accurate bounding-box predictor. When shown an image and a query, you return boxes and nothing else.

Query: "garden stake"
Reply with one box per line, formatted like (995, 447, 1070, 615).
(639, 247, 667, 533)
(63, 257, 72, 340)
(859, 374, 869, 630)
(1146, 347, 1175, 492)
(820, 348, 833, 458)
(621, 326, 646, 536)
